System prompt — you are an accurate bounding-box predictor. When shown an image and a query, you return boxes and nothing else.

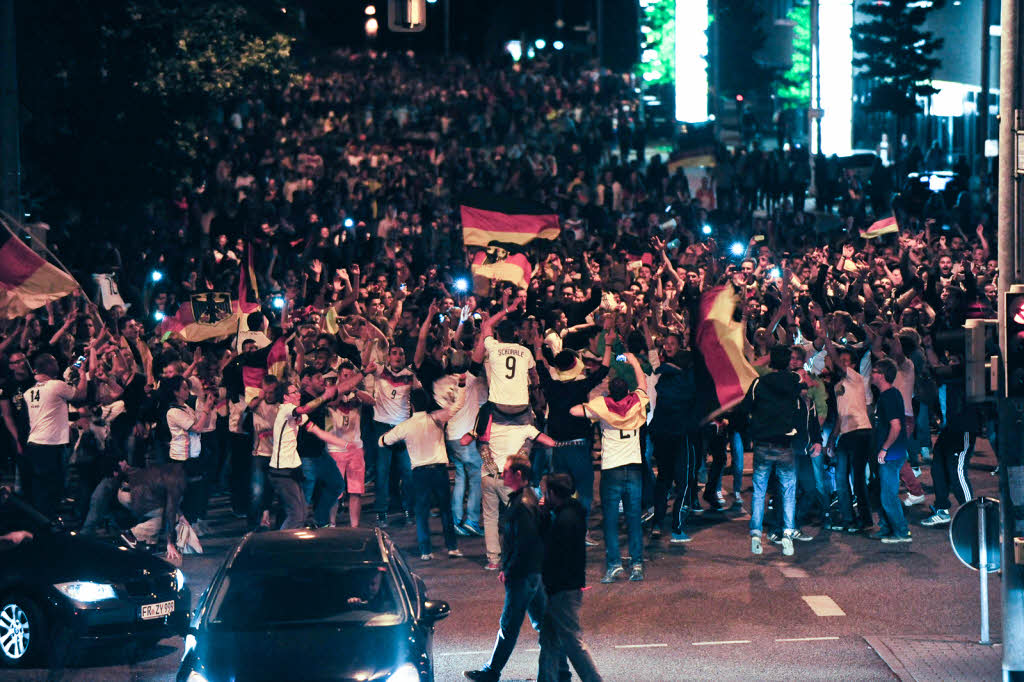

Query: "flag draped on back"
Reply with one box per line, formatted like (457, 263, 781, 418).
(695, 285, 759, 421)
(459, 190, 560, 247)
(860, 215, 899, 239)
(0, 227, 78, 318)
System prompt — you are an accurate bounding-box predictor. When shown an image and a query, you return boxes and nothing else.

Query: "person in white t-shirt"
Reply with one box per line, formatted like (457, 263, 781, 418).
(365, 345, 416, 526)
(473, 295, 537, 412)
(24, 354, 87, 517)
(571, 353, 649, 583)
(323, 361, 374, 527)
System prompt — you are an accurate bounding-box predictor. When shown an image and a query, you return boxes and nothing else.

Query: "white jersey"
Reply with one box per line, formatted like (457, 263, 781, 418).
(270, 403, 303, 470)
(371, 367, 414, 425)
(483, 336, 535, 406)
(326, 403, 362, 452)
(597, 423, 642, 469)
(835, 370, 872, 435)
(26, 379, 76, 445)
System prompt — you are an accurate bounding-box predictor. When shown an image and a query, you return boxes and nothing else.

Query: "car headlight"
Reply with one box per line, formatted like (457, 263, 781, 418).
(54, 581, 117, 602)
(175, 568, 186, 591)
(386, 663, 420, 682)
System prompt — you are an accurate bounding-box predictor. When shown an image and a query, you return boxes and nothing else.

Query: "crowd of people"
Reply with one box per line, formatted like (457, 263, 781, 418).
(0, 48, 996, 679)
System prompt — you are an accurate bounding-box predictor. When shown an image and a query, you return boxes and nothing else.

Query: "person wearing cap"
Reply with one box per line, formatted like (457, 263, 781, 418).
(531, 329, 613, 539)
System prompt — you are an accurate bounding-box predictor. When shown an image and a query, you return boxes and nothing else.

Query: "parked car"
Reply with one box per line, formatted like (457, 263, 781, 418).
(0, 488, 190, 667)
(178, 527, 450, 682)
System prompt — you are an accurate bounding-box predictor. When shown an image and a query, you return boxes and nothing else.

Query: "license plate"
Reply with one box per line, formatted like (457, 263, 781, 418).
(140, 600, 175, 620)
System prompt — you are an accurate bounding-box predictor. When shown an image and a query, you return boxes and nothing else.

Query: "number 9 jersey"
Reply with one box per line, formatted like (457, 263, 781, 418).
(482, 336, 535, 407)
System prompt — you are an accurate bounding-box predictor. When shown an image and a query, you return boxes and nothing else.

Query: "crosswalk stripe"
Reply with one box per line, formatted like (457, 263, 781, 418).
(614, 643, 668, 649)
(802, 595, 846, 616)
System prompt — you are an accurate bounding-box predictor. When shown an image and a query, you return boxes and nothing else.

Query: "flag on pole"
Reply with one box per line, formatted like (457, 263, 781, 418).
(156, 292, 242, 342)
(470, 247, 533, 294)
(695, 285, 759, 421)
(460, 190, 560, 247)
(859, 215, 899, 239)
(238, 244, 260, 314)
(0, 227, 78, 318)
(93, 273, 126, 310)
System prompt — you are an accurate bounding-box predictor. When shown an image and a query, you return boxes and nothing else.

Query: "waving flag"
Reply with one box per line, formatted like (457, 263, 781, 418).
(0, 226, 78, 318)
(470, 246, 533, 294)
(460, 190, 560, 247)
(695, 285, 759, 421)
(860, 215, 899, 239)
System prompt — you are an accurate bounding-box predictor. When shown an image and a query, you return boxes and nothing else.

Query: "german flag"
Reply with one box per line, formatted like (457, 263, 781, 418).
(470, 247, 532, 294)
(156, 292, 242, 342)
(460, 190, 560, 247)
(695, 285, 759, 421)
(0, 228, 78, 318)
(859, 215, 899, 239)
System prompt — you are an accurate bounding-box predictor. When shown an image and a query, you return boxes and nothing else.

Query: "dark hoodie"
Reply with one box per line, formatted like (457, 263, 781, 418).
(649, 355, 698, 435)
(740, 370, 803, 445)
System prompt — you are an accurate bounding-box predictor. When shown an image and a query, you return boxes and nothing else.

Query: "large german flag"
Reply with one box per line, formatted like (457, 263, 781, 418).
(859, 215, 899, 239)
(0, 228, 78, 318)
(460, 190, 560, 247)
(695, 285, 759, 421)
(157, 291, 242, 342)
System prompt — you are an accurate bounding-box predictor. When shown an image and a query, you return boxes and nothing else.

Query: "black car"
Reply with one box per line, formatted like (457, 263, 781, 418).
(0, 489, 191, 667)
(178, 527, 450, 682)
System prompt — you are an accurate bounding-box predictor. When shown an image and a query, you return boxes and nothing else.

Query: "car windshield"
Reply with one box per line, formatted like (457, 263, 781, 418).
(207, 564, 403, 628)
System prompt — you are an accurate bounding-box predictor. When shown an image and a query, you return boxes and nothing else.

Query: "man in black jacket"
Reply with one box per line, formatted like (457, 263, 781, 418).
(537, 473, 602, 682)
(740, 345, 804, 557)
(465, 455, 547, 682)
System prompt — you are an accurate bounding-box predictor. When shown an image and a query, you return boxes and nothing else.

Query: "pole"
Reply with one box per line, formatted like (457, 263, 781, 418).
(998, 0, 1024, 677)
(978, 0, 991, 162)
(809, 0, 819, 201)
(443, 0, 450, 59)
(0, 0, 21, 220)
(595, 0, 603, 67)
(979, 499, 991, 645)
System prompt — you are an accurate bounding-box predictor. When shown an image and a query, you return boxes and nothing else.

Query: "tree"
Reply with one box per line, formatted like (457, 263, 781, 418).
(15, 1, 298, 225)
(852, 0, 944, 156)
(774, 2, 810, 111)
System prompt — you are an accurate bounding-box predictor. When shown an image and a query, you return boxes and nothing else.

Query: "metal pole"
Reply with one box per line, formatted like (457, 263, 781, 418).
(0, 0, 21, 220)
(812, 0, 822, 157)
(998, 0, 1024, 676)
(978, 0, 991, 161)
(595, 0, 603, 66)
(809, 0, 819, 202)
(443, 0, 450, 59)
(980, 499, 991, 645)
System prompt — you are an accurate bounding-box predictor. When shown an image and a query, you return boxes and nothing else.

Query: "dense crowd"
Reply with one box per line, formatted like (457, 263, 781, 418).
(0, 49, 996, 679)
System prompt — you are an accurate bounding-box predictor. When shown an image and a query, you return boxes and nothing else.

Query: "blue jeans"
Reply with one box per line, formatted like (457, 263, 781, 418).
(730, 429, 746, 497)
(249, 456, 270, 527)
(749, 443, 796, 536)
(448, 439, 482, 527)
(374, 421, 412, 514)
(551, 442, 594, 519)
(412, 464, 457, 555)
(599, 464, 643, 569)
(485, 572, 546, 675)
(878, 455, 909, 537)
(300, 455, 345, 526)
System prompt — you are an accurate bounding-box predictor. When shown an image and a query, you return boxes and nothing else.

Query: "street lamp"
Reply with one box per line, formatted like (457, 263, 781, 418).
(365, 16, 379, 38)
(365, 4, 376, 15)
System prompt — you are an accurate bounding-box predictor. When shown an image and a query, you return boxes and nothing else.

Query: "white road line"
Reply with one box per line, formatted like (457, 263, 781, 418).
(437, 650, 493, 657)
(614, 643, 668, 649)
(692, 640, 752, 646)
(802, 595, 846, 617)
(524, 648, 540, 652)
(776, 636, 841, 642)
(777, 565, 809, 578)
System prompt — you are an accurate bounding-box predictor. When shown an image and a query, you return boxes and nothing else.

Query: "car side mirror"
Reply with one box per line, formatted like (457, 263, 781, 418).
(422, 600, 450, 624)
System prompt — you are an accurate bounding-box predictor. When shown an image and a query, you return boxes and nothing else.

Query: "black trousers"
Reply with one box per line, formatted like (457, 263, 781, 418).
(932, 429, 976, 511)
(650, 431, 700, 533)
(228, 432, 252, 515)
(23, 443, 65, 519)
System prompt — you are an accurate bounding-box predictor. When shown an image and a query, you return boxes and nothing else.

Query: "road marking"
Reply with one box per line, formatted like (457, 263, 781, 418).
(776, 636, 841, 642)
(437, 650, 493, 657)
(773, 562, 809, 578)
(802, 595, 846, 616)
(524, 648, 540, 652)
(614, 643, 668, 649)
(692, 640, 751, 646)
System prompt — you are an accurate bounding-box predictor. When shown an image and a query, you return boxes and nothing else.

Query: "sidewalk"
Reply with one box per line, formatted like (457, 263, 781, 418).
(865, 635, 1001, 681)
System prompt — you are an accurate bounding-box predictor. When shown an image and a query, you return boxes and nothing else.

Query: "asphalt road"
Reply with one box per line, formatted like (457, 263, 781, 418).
(1, 443, 1002, 681)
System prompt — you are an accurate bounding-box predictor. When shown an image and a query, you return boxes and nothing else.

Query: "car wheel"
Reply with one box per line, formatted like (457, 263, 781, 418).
(0, 594, 47, 667)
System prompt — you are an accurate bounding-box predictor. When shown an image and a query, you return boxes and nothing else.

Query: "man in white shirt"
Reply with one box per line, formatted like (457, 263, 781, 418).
(366, 345, 416, 526)
(379, 379, 467, 559)
(24, 354, 87, 517)
(473, 296, 537, 412)
(445, 371, 488, 537)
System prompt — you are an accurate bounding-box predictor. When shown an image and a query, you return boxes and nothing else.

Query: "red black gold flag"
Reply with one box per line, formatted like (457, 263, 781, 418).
(460, 190, 560, 247)
(0, 229, 78, 318)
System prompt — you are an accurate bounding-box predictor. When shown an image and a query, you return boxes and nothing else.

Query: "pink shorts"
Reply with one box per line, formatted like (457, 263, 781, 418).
(329, 445, 366, 494)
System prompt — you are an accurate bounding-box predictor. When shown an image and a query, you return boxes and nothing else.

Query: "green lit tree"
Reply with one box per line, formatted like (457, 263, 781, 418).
(852, 0, 945, 156)
(637, 0, 675, 86)
(774, 2, 810, 111)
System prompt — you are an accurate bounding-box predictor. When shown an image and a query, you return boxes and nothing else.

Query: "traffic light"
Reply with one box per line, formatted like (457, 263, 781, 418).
(1004, 290, 1024, 397)
(388, 0, 426, 32)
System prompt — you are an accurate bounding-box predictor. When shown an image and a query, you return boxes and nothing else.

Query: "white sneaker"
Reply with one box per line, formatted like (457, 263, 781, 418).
(751, 535, 762, 555)
(781, 536, 794, 556)
(903, 493, 927, 507)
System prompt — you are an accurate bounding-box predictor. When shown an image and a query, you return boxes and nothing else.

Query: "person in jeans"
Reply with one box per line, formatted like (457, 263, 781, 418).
(869, 358, 912, 543)
(365, 345, 415, 526)
(446, 371, 487, 537)
(824, 336, 875, 533)
(740, 345, 804, 557)
(378, 380, 467, 559)
(537, 473, 603, 682)
(465, 455, 547, 682)
(572, 352, 649, 583)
